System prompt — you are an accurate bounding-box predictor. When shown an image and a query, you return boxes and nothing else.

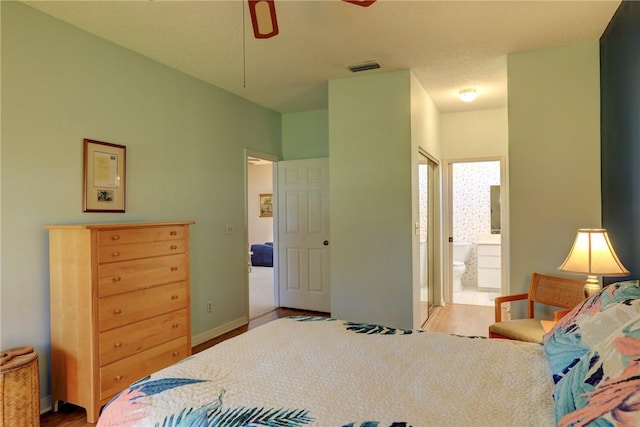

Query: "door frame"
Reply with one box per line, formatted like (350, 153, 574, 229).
(417, 148, 440, 324)
(245, 149, 281, 317)
(442, 156, 508, 304)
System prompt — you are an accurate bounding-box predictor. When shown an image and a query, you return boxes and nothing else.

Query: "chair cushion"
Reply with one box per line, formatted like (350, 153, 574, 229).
(488, 318, 545, 343)
(541, 280, 640, 426)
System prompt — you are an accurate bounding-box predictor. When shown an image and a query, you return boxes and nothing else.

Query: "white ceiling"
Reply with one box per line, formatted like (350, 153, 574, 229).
(24, 0, 620, 114)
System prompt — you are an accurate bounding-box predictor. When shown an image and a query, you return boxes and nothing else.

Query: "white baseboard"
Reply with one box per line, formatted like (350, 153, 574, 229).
(41, 395, 52, 414)
(191, 316, 249, 346)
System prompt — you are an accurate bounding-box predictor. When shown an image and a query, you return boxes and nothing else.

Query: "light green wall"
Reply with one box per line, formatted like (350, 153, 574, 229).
(440, 108, 508, 159)
(328, 70, 416, 329)
(410, 73, 441, 160)
(282, 109, 328, 160)
(508, 41, 601, 307)
(1, 2, 281, 401)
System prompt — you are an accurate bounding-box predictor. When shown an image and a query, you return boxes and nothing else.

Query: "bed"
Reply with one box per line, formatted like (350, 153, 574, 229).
(97, 280, 640, 426)
(250, 243, 273, 267)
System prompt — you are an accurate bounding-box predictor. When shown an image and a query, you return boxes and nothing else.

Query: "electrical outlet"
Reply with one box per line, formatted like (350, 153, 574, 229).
(207, 300, 213, 313)
(225, 224, 233, 235)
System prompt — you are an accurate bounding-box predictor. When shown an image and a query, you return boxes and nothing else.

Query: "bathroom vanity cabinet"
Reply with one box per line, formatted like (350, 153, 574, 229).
(477, 234, 501, 291)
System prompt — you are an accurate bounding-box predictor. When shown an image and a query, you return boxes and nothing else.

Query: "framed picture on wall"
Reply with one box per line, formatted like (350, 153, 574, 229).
(83, 139, 126, 212)
(259, 193, 273, 217)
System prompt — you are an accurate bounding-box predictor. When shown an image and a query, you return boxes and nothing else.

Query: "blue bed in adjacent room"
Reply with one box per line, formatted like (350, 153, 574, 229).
(250, 242, 273, 267)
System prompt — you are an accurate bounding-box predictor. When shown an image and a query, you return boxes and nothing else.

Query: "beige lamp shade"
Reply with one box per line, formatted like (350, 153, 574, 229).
(558, 229, 629, 297)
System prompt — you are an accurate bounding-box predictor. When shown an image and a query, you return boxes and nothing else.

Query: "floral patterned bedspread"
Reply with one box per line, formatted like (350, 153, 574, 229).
(97, 316, 555, 426)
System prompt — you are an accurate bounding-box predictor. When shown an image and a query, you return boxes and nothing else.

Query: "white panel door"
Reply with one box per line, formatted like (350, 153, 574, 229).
(277, 158, 330, 312)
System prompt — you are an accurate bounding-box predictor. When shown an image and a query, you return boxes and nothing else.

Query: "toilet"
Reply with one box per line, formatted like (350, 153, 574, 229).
(452, 242, 472, 293)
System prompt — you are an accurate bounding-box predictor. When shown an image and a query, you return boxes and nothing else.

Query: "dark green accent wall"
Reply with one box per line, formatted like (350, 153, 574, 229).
(600, 1, 640, 283)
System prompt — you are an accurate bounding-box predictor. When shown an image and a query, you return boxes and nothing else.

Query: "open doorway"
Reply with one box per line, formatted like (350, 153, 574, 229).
(247, 153, 277, 319)
(447, 159, 504, 307)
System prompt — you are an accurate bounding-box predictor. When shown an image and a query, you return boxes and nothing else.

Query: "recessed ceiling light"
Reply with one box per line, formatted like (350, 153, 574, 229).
(459, 88, 477, 102)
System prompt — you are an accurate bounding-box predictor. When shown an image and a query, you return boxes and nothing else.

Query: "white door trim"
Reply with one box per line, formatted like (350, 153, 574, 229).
(442, 156, 507, 304)
(245, 149, 281, 318)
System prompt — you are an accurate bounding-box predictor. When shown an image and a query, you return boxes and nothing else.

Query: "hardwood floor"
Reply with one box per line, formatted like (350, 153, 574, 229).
(40, 304, 492, 426)
(422, 303, 495, 337)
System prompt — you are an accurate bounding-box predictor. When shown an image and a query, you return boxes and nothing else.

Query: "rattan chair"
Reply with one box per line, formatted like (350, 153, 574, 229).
(488, 272, 585, 343)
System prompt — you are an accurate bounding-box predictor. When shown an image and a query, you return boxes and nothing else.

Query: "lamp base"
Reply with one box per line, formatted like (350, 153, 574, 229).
(584, 275, 601, 298)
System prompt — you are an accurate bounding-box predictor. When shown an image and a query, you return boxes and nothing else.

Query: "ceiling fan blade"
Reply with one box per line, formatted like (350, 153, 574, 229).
(248, 0, 279, 39)
(342, 0, 377, 7)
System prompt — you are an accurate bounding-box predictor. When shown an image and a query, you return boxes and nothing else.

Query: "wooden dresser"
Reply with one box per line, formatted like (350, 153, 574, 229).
(45, 221, 195, 423)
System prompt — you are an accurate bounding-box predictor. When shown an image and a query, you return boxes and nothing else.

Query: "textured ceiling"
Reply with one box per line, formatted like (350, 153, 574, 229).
(24, 0, 620, 114)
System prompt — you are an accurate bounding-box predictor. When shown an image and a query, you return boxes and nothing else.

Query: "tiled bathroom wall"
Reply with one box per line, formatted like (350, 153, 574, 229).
(452, 161, 500, 287)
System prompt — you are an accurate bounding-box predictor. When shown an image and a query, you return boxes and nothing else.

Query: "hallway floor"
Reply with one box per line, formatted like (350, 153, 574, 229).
(423, 303, 495, 337)
(453, 286, 500, 306)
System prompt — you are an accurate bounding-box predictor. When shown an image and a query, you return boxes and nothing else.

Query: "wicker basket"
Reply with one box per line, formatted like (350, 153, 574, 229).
(0, 346, 40, 427)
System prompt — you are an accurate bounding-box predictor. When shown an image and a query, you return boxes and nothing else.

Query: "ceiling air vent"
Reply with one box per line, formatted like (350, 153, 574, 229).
(348, 61, 381, 73)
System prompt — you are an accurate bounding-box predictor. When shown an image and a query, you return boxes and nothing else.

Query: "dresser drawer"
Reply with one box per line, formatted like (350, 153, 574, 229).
(98, 254, 187, 297)
(100, 337, 189, 402)
(98, 240, 186, 264)
(99, 281, 188, 332)
(98, 226, 186, 246)
(99, 309, 188, 366)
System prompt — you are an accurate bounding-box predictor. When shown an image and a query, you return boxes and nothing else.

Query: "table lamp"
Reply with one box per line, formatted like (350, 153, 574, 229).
(558, 229, 630, 297)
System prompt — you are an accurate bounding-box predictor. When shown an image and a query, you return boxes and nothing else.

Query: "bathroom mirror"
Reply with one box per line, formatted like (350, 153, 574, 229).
(490, 185, 500, 234)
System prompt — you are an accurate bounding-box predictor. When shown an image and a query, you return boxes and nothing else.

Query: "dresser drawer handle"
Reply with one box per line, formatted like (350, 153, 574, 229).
(112, 251, 120, 257)
(113, 308, 122, 315)
(172, 351, 180, 357)
(171, 266, 178, 271)
(115, 375, 123, 381)
(170, 245, 178, 250)
(114, 342, 122, 348)
(171, 295, 179, 300)
(172, 323, 179, 329)
(170, 231, 178, 236)
(111, 235, 121, 241)
(112, 276, 122, 282)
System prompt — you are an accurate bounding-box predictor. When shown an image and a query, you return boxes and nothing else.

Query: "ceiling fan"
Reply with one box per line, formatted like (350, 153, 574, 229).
(248, 0, 376, 39)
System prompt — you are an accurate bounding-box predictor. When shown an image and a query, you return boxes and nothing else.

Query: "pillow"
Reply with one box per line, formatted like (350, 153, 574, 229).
(541, 280, 640, 426)
(553, 307, 640, 426)
(543, 280, 640, 382)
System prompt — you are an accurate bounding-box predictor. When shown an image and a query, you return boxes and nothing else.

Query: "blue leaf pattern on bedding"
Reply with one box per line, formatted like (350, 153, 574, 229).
(290, 316, 420, 335)
(210, 405, 314, 426)
(451, 334, 487, 339)
(154, 406, 209, 426)
(344, 321, 419, 335)
(101, 380, 314, 427)
(289, 315, 337, 322)
(130, 377, 208, 399)
(341, 422, 412, 427)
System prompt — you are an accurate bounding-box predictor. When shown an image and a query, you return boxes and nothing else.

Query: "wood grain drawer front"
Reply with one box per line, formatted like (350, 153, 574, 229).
(99, 309, 188, 366)
(98, 226, 186, 247)
(98, 254, 187, 298)
(100, 337, 189, 401)
(98, 240, 186, 264)
(99, 282, 187, 332)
